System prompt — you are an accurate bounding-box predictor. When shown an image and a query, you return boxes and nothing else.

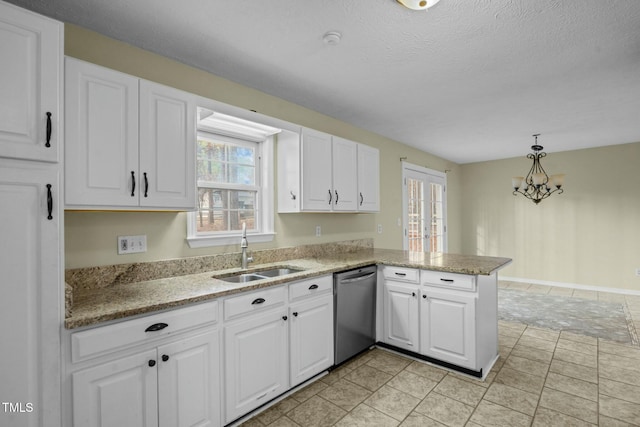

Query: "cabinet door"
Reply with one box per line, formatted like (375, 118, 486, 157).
(357, 144, 380, 212)
(331, 137, 357, 211)
(383, 281, 419, 351)
(139, 80, 196, 209)
(290, 294, 334, 387)
(158, 330, 221, 427)
(420, 288, 476, 369)
(0, 160, 61, 427)
(300, 128, 332, 211)
(65, 58, 139, 207)
(224, 310, 289, 423)
(72, 349, 158, 427)
(0, 2, 61, 162)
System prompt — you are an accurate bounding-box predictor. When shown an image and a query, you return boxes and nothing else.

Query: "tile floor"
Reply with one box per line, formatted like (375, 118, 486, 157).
(239, 283, 640, 426)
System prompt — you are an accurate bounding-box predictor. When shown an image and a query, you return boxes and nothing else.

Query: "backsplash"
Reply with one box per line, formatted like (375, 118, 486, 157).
(65, 239, 373, 292)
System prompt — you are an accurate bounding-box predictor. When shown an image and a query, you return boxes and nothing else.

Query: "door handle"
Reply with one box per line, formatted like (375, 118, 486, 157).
(45, 112, 52, 147)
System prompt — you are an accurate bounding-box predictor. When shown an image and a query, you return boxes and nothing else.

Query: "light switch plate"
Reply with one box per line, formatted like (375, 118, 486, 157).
(118, 235, 147, 255)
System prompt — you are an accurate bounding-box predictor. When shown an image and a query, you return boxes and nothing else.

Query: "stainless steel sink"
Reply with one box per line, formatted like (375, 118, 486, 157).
(214, 266, 304, 283)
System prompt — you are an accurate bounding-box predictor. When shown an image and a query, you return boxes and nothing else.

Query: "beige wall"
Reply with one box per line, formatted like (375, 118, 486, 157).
(64, 25, 462, 268)
(461, 142, 640, 291)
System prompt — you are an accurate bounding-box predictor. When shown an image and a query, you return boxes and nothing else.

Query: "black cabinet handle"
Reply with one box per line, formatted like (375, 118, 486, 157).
(148, 360, 156, 367)
(46, 184, 53, 220)
(45, 112, 52, 147)
(308, 284, 318, 290)
(282, 315, 288, 321)
(131, 171, 136, 197)
(395, 272, 407, 277)
(423, 294, 427, 299)
(293, 312, 298, 317)
(335, 190, 339, 204)
(162, 354, 169, 362)
(143, 172, 148, 197)
(440, 278, 454, 283)
(360, 192, 363, 205)
(252, 298, 265, 305)
(412, 292, 416, 297)
(328, 189, 332, 205)
(145, 322, 168, 332)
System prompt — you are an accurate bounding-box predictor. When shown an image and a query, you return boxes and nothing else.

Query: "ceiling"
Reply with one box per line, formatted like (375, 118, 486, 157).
(8, 0, 640, 163)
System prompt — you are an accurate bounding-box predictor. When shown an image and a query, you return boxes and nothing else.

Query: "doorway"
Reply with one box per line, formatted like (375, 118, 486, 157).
(402, 162, 447, 252)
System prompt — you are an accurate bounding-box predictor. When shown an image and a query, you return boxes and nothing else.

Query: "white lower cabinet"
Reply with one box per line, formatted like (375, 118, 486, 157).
(420, 288, 476, 369)
(223, 308, 289, 424)
(72, 330, 220, 427)
(382, 281, 420, 351)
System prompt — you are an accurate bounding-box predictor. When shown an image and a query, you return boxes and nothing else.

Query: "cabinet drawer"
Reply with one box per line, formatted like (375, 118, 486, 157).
(224, 285, 286, 321)
(289, 275, 332, 301)
(71, 301, 218, 363)
(421, 270, 476, 291)
(383, 266, 419, 283)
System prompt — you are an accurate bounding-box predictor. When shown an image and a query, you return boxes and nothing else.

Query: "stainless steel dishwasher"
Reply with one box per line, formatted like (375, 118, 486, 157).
(334, 265, 377, 365)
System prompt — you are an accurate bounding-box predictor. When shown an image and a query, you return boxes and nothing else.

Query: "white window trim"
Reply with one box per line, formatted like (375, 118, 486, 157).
(186, 129, 275, 248)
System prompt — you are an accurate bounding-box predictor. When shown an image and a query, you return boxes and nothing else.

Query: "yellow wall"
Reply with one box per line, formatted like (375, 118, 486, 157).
(461, 142, 640, 291)
(64, 24, 462, 268)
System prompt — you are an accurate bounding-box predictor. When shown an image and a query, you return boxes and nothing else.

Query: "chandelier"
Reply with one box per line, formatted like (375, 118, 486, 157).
(396, 0, 441, 11)
(512, 134, 565, 204)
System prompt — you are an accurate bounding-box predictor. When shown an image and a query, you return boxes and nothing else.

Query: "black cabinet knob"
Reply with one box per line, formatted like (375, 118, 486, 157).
(282, 315, 288, 321)
(148, 360, 156, 367)
(293, 312, 299, 317)
(162, 354, 169, 362)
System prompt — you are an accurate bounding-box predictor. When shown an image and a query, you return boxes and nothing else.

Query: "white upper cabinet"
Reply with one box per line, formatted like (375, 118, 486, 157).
(0, 1, 62, 162)
(277, 127, 379, 213)
(65, 58, 196, 210)
(357, 143, 380, 212)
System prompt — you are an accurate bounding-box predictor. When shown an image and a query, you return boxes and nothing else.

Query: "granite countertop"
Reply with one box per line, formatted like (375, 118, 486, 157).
(66, 249, 511, 330)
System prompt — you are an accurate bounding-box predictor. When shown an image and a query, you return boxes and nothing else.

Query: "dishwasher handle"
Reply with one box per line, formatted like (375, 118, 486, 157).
(339, 271, 376, 284)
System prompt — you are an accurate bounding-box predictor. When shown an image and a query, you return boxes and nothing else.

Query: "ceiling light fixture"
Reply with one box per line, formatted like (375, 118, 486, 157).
(322, 31, 342, 46)
(512, 134, 565, 204)
(396, 0, 441, 11)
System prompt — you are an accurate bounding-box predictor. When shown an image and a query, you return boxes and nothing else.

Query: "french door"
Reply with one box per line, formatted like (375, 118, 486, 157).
(402, 162, 447, 252)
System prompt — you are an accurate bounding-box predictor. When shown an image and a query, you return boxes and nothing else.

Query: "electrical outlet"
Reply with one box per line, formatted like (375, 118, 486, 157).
(377, 224, 383, 234)
(636, 268, 640, 277)
(118, 235, 147, 254)
(315, 225, 321, 237)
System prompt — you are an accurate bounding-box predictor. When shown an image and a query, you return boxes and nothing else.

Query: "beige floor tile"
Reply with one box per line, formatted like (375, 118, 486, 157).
(600, 351, 640, 373)
(343, 364, 393, 392)
(524, 284, 552, 294)
(286, 395, 346, 427)
(494, 366, 546, 394)
(413, 392, 474, 427)
(508, 282, 532, 291)
(556, 338, 598, 356)
(387, 369, 438, 399)
(317, 378, 372, 411)
(504, 354, 550, 377)
(399, 413, 448, 426)
(522, 326, 560, 342)
(432, 375, 486, 407)
(363, 385, 420, 421)
(599, 377, 640, 404)
(560, 330, 598, 346)
(599, 394, 640, 425)
(290, 379, 329, 402)
(499, 326, 524, 339)
(517, 335, 557, 352)
(404, 360, 447, 382)
(550, 359, 598, 384)
(599, 340, 640, 360)
(532, 407, 596, 427)
(510, 343, 554, 364)
(333, 403, 398, 427)
(498, 320, 527, 333)
(553, 347, 598, 368)
(366, 350, 411, 375)
(498, 334, 519, 349)
(539, 387, 598, 424)
(267, 417, 301, 427)
(598, 292, 628, 303)
(572, 290, 598, 300)
(255, 397, 300, 425)
(599, 363, 640, 387)
(544, 371, 598, 401)
(239, 417, 265, 427)
(320, 364, 354, 386)
(468, 400, 532, 427)
(483, 382, 539, 416)
(598, 414, 639, 427)
(548, 287, 575, 296)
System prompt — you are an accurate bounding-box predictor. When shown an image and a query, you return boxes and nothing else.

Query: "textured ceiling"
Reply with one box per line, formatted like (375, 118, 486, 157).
(8, 0, 640, 163)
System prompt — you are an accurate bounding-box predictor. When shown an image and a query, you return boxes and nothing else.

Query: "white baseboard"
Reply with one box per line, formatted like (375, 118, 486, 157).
(500, 276, 640, 297)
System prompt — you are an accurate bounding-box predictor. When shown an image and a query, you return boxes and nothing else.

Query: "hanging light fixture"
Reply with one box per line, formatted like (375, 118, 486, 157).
(512, 134, 565, 204)
(396, 0, 441, 11)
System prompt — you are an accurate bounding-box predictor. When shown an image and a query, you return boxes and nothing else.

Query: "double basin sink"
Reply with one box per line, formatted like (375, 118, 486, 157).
(214, 267, 304, 283)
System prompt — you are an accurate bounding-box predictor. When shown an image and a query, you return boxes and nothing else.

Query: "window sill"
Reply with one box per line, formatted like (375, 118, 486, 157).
(186, 232, 275, 248)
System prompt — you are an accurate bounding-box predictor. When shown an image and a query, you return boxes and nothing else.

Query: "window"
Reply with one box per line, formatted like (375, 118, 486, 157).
(187, 107, 279, 247)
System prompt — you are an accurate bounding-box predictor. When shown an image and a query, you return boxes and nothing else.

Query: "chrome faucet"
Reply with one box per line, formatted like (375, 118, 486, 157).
(240, 223, 253, 270)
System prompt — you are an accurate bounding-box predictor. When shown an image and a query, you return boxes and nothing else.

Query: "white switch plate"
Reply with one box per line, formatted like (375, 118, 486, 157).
(315, 225, 321, 237)
(118, 235, 147, 255)
(377, 224, 383, 234)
